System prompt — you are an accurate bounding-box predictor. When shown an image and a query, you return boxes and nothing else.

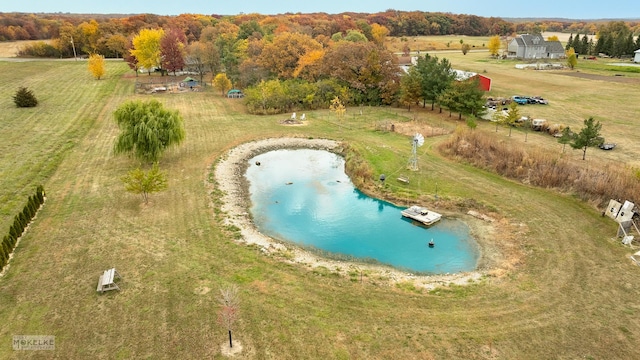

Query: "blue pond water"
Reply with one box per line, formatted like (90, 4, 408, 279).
(246, 149, 479, 274)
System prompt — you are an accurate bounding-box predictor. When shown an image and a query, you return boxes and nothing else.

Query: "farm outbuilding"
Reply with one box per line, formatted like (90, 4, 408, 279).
(227, 89, 244, 98)
(634, 49, 640, 63)
(452, 70, 492, 91)
(182, 77, 198, 88)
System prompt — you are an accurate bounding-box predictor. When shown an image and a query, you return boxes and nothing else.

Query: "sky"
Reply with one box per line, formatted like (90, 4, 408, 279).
(2, 0, 638, 20)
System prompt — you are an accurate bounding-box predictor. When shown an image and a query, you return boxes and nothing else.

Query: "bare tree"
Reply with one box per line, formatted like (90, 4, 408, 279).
(217, 285, 240, 348)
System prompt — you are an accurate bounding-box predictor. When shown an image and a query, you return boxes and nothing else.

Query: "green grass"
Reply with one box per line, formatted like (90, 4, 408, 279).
(0, 54, 639, 359)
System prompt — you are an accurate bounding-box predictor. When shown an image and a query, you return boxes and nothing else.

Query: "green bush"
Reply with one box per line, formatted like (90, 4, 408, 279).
(13, 87, 38, 108)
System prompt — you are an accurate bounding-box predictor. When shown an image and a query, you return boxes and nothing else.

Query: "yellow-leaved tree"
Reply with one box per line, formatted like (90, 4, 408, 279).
(566, 47, 577, 69)
(130, 28, 165, 75)
(371, 23, 390, 46)
(88, 54, 105, 80)
(488, 35, 501, 57)
(212, 73, 232, 96)
(329, 96, 346, 119)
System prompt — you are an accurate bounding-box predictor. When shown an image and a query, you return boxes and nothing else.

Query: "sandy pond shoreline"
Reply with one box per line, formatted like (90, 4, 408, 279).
(213, 137, 520, 290)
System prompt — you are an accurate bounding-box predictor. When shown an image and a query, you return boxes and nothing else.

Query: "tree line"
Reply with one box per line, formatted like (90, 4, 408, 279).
(5, 11, 639, 53)
(0, 186, 45, 273)
(565, 21, 640, 57)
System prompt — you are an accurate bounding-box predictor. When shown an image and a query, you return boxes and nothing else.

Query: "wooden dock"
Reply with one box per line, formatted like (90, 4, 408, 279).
(401, 206, 442, 226)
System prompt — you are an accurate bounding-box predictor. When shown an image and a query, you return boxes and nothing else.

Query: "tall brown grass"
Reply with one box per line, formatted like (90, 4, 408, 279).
(438, 128, 640, 207)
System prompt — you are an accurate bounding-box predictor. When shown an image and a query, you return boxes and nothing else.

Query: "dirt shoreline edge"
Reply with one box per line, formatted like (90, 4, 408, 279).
(213, 137, 518, 290)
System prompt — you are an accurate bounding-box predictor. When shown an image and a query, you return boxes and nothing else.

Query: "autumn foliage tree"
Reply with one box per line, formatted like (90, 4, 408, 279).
(130, 28, 164, 75)
(566, 47, 577, 69)
(88, 53, 106, 79)
(212, 73, 232, 95)
(488, 35, 501, 57)
(321, 41, 399, 105)
(257, 32, 323, 79)
(160, 28, 187, 75)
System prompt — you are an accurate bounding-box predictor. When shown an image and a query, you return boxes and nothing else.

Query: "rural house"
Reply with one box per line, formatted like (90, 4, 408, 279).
(507, 34, 565, 59)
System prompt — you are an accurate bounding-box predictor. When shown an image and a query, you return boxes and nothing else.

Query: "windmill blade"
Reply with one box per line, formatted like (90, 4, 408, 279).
(414, 133, 425, 147)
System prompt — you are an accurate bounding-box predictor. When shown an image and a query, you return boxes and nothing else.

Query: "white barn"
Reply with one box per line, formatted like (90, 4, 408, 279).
(634, 49, 640, 63)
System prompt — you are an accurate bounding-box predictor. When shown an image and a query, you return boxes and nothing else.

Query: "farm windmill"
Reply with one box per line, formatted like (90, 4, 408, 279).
(408, 133, 424, 171)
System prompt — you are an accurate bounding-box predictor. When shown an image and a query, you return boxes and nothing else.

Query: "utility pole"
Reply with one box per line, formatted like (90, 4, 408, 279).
(70, 36, 77, 61)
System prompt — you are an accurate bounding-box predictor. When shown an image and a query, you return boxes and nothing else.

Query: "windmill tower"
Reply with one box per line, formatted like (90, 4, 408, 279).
(408, 133, 424, 171)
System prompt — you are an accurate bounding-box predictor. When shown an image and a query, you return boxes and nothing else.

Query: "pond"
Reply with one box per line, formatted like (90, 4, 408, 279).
(245, 149, 479, 274)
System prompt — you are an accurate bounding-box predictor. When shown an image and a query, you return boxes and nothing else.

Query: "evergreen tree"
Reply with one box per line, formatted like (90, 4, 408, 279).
(566, 34, 573, 51)
(594, 34, 605, 55)
(13, 87, 38, 108)
(571, 117, 602, 160)
(604, 35, 614, 56)
(0, 247, 7, 270)
(28, 196, 37, 215)
(624, 33, 634, 56)
(635, 35, 640, 51)
(36, 187, 44, 204)
(572, 33, 582, 54)
(10, 223, 19, 240)
(8, 234, 16, 248)
(588, 39, 594, 55)
(18, 213, 28, 231)
(23, 205, 33, 221)
(581, 35, 589, 55)
(2, 236, 10, 255)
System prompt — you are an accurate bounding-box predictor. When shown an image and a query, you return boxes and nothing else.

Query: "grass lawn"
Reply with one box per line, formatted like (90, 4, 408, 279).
(0, 52, 639, 359)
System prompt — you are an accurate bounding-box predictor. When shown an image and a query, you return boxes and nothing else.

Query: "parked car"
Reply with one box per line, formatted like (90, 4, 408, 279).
(531, 96, 549, 105)
(599, 143, 616, 150)
(512, 95, 528, 105)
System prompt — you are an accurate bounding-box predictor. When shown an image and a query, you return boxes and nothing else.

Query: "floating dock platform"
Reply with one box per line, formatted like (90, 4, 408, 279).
(401, 206, 442, 226)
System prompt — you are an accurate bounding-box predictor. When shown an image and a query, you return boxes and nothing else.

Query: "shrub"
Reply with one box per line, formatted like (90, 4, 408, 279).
(438, 129, 640, 206)
(0, 249, 6, 271)
(13, 87, 38, 108)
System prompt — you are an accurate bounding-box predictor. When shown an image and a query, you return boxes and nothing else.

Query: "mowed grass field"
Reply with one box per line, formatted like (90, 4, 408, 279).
(0, 49, 639, 359)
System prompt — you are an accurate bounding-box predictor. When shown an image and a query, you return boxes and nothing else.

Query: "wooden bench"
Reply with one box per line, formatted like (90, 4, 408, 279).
(397, 176, 410, 184)
(96, 268, 121, 294)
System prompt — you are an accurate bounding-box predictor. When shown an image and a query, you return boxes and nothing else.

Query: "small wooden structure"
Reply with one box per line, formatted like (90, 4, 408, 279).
(397, 176, 409, 184)
(96, 268, 122, 294)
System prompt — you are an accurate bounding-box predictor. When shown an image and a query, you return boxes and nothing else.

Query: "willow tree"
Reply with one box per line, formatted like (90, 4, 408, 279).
(113, 100, 185, 163)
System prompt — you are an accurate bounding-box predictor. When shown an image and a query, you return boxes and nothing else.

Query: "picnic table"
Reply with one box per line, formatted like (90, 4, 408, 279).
(96, 268, 121, 294)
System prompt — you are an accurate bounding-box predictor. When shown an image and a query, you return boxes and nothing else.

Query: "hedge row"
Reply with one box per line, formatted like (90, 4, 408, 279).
(0, 185, 45, 272)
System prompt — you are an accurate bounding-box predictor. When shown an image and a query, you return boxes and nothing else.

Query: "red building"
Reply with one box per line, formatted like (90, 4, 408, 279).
(452, 69, 492, 91)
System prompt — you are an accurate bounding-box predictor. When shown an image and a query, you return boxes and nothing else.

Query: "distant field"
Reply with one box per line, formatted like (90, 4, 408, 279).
(1, 42, 639, 359)
(0, 40, 52, 57)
